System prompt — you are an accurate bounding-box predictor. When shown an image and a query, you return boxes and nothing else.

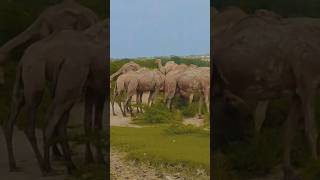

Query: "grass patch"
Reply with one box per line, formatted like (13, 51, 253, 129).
(110, 126, 210, 174)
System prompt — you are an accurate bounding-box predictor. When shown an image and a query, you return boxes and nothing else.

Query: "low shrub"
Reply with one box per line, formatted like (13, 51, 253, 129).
(133, 100, 178, 124)
(165, 123, 202, 135)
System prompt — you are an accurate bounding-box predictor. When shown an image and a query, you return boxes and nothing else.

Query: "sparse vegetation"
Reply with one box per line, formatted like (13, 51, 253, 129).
(111, 126, 210, 175)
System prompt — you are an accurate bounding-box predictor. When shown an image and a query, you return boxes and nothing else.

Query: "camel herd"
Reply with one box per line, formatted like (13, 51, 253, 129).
(111, 59, 210, 118)
(0, 0, 108, 175)
(212, 6, 320, 179)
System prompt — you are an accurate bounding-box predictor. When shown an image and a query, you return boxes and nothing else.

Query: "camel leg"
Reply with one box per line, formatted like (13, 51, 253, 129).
(119, 101, 126, 117)
(189, 93, 194, 105)
(94, 97, 106, 164)
(205, 93, 209, 113)
(84, 94, 94, 163)
(150, 88, 159, 106)
(112, 85, 119, 116)
(136, 92, 140, 113)
(254, 100, 269, 135)
(51, 138, 63, 161)
(43, 101, 74, 175)
(300, 88, 318, 160)
(24, 100, 46, 173)
(139, 91, 143, 112)
(3, 91, 25, 171)
(198, 94, 204, 118)
(282, 95, 301, 180)
(56, 111, 77, 174)
(147, 91, 154, 106)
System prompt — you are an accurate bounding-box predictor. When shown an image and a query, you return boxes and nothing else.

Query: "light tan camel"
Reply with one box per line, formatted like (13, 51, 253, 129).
(112, 68, 148, 116)
(155, 59, 187, 75)
(2, 20, 108, 175)
(163, 66, 190, 110)
(176, 68, 210, 118)
(123, 69, 165, 116)
(0, 0, 98, 85)
(110, 61, 141, 81)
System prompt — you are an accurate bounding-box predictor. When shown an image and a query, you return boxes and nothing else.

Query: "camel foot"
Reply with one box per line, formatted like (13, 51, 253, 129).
(113, 113, 117, 116)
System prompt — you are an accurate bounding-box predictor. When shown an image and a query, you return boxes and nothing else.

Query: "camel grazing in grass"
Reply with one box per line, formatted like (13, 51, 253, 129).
(119, 68, 164, 116)
(175, 68, 210, 118)
(112, 68, 148, 116)
(2, 20, 108, 175)
(110, 61, 141, 81)
(0, 0, 98, 85)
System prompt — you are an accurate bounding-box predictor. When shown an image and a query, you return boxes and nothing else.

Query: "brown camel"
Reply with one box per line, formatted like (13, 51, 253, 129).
(0, 0, 98, 85)
(2, 19, 108, 175)
(213, 6, 320, 179)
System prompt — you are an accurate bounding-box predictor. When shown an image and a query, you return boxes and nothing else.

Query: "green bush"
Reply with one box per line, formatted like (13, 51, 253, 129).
(165, 123, 202, 135)
(133, 100, 177, 124)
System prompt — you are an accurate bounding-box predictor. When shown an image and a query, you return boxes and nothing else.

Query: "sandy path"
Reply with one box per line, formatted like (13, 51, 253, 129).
(0, 129, 66, 180)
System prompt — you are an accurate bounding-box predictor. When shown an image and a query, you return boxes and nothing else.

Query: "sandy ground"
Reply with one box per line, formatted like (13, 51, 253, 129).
(0, 129, 66, 180)
(110, 93, 205, 127)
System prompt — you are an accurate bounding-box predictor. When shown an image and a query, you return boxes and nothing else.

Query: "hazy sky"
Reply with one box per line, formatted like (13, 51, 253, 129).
(111, 0, 210, 58)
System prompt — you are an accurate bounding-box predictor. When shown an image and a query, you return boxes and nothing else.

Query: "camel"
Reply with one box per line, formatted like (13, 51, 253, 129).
(121, 68, 165, 116)
(134, 69, 165, 113)
(212, 6, 320, 179)
(163, 65, 192, 110)
(1, 0, 99, 170)
(110, 61, 141, 81)
(0, 0, 99, 85)
(175, 68, 210, 118)
(155, 59, 187, 75)
(2, 19, 108, 175)
(111, 68, 148, 116)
